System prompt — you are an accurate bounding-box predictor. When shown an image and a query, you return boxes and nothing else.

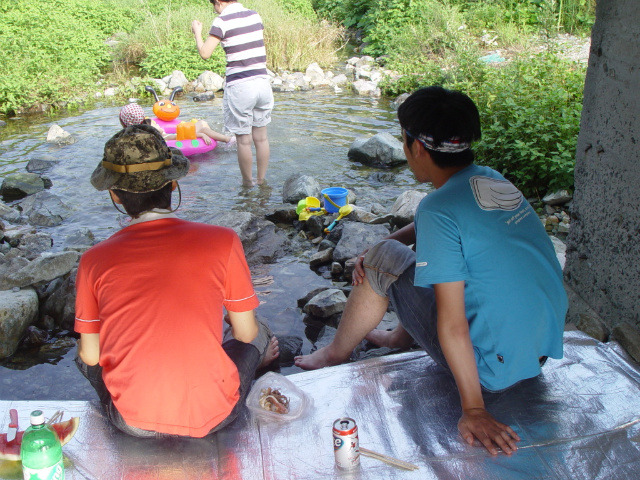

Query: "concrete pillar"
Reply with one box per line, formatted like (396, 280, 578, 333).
(564, 0, 640, 356)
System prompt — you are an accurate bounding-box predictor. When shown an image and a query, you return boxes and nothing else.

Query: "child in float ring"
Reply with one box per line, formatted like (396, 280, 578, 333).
(119, 103, 236, 148)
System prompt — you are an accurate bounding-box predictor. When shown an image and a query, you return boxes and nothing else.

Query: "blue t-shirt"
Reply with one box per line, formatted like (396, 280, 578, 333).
(414, 164, 567, 390)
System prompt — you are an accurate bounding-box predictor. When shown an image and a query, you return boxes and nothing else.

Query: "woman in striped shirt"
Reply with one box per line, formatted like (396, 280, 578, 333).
(193, 0, 274, 187)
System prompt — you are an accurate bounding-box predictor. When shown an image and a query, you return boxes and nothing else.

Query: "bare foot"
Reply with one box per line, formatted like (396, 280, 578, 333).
(294, 346, 344, 370)
(259, 336, 280, 368)
(365, 326, 414, 349)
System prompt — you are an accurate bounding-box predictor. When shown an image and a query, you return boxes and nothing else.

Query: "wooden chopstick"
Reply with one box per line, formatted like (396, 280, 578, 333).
(47, 410, 63, 425)
(360, 447, 419, 471)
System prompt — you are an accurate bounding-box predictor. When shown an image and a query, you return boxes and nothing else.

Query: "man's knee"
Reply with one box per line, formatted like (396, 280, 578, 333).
(364, 239, 415, 272)
(363, 239, 416, 297)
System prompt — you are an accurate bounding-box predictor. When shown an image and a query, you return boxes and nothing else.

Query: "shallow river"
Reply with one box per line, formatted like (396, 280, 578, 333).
(0, 91, 430, 400)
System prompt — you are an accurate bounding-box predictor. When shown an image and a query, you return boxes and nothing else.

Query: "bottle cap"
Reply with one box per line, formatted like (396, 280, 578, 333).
(29, 410, 45, 425)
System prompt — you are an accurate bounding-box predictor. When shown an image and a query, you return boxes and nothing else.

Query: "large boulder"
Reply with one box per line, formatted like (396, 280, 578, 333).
(40, 269, 78, 331)
(62, 228, 96, 252)
(197, 71, 225, 92)
(332, 222, 390, 263)
(46, 125, 75, 145)
(0, 201, 22, 223)
(303, 288, 347, 318)
(0, 251, 80, 291)
(17, 191, 72, 227)
(390, 190, 429, 228)
(0, 288, 39, 359)
(612, 323, 640, 364)
(14, 232, 53, 260)
(348, 133, 406, 168)
(305, 62, 327, 86)
(26, 158, 59, 174)
(277, 335, 303, 367)
(352, 79, 381, 97)
(264, 204, 298, 225)
(543, 190, 573, 206)
(0, 173, 47, 201)
(347, 205, 381, 224)
(166, 70, 188, 89)
(282, 174, 321, 204)
(205, 211, 289, 265)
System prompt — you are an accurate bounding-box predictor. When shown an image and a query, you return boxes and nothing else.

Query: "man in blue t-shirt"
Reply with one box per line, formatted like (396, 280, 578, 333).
(296, 86, 567, 456)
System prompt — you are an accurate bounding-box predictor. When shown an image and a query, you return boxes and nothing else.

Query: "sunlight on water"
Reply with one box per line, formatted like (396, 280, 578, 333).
(0, 91, 433, 396)
(1, 91, 425, 246)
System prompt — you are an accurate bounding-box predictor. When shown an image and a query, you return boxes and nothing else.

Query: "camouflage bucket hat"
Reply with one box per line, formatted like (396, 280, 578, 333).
(91, 124, 189, 193)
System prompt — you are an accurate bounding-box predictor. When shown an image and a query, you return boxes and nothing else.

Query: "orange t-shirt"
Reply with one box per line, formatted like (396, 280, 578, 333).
(74, 218, 259, 437)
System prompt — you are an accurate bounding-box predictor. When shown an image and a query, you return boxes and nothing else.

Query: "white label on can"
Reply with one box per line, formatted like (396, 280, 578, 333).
(333, 432, 360, 469)
(22, 459, 65, 480)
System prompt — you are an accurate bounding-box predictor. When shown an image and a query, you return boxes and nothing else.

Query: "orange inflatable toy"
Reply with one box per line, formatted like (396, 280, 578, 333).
(145, 85, 182, 122)
(144, 85, 217, 157)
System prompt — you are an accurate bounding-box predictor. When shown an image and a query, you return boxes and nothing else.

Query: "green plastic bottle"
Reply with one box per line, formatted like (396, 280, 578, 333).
(20, 410, 65, 480)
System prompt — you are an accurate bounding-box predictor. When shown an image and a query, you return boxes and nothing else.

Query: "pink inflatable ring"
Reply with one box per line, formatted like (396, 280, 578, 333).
(151, 117, 217, 157)
(165, 138, 217, 157)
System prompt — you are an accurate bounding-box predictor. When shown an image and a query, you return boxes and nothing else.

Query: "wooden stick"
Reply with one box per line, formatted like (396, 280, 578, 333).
(360, 447, 419, 471)
(47, 410, 63, 425)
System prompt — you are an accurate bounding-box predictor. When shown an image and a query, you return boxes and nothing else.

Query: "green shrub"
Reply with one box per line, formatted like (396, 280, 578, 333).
(383, 53, 584, 198)
(275, 0, 317, 19)
(122, 0, 342, 78)
(380, 2, 475, 73)
(249, 0, 344, 71)
(142, 40, 227, 79)
(446, 0, 594, 34)
(314, 0, 595, 55)
(0, 0, 335, 113)
(0, 0, 150, 114)
(472, 54, 584, 198)
(312, 0, 374, 27)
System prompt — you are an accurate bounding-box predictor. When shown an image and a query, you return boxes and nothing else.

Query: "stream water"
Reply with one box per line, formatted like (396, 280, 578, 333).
(0, 91, 431, 400)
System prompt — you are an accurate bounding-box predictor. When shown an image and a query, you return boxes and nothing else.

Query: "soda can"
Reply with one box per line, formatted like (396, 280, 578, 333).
(332, 417, 360, 469)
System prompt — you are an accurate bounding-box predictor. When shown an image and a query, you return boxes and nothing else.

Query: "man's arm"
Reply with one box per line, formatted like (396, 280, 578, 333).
(434, 281, 520, 455)
(388, 222, 416, 245)
(78, 333, 100, 366)
(227, 310, 259, 343)
(192, 20, 220, 60)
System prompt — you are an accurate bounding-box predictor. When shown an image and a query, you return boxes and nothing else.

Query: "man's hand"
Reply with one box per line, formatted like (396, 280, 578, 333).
(191, 20, 203, 37)
(351, 249, 369, 286)
(458, 407, 520, 455)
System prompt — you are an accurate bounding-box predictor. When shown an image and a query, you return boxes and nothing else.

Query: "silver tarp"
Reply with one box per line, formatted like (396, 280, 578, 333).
(1, 330, 639, 479)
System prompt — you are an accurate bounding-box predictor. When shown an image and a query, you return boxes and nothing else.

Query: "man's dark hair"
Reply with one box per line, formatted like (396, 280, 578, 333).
(397, 86, 481, 168)
(112, 183, 173, 218)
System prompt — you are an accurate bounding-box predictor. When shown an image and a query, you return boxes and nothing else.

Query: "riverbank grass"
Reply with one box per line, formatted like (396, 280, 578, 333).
(0, 0, 342, 115)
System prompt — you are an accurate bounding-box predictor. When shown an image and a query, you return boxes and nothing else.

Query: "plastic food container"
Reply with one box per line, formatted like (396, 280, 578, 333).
(245, 372, 311, 422)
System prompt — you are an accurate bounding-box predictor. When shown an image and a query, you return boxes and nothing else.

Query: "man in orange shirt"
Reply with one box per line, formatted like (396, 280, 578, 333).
(75, 124, 278, 437)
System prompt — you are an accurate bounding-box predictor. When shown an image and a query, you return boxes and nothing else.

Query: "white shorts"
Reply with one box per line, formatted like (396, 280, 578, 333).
(223, 77, 274, 135)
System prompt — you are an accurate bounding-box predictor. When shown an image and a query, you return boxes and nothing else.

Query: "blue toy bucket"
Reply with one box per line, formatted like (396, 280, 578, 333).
(321, 187, 348, 214)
